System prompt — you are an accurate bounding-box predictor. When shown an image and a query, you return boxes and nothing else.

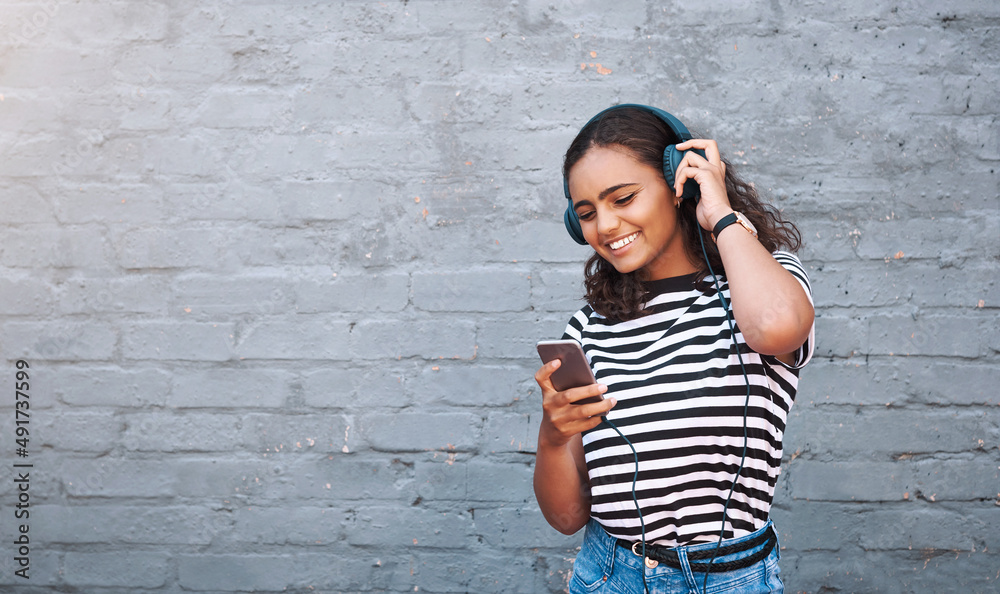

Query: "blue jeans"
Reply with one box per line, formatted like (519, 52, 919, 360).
(569, 519, 783, 594)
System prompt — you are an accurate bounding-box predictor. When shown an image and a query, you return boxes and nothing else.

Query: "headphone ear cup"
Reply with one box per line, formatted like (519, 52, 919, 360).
(564, 202, 588, 245)
(663, 145, 705, 203)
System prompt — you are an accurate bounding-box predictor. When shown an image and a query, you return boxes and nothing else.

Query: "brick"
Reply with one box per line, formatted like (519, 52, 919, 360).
(278, 179, 387, 222)
(171, 273, 294, 317)
(112, 42, 234, 85)
(60, 458, 176, 498)
(34, 504, 215, 545)
(196, 89, 292, 128)
(122, 412, 243, 452)
(58, 273, 168, 315)
(467, 460, 534, 503)
(415, 458, 468, 501)
(177, 554, 301, 592)
(116, 227, 231, 269)
(809, 260, 1000, 309)
(482, 411, 537, 454)
(293, 81, 408, 128)
(301, 366, 408, 409)
(231, 506, 344, 545)
(782, 549, 998, 593)
(0, 276, 52, 315)
(52, 183, 164, 224)
(0, 181, 56, 223)
(0, 45, 116, 88)
(492, 219, 593, 264)
(408, 362, 526, 407)
(118, 89, 173, 131)
(407, 79, 515, 126)
(1, 224, 113, 269)
(350, 318, 477, 360)
(169, 368, 290, 408)
(868, 314, 990, 357)
(410, 550, 548, 593)
(360, 412, 480, 452)
(346, 506, 475, 548)
(53, 366, 169, 407)
(855, 216, 998, 262)
(294, 456, 417, 502)
(240, 412, 350, 455)
(122, 321, 234, 362)
(801, 358, 1000, 407)
(178, 553, 413, 592)
(531, 267, 587, 312)
(811, 314, 868, 358)
(856, 505, 1000, 551)
(297, 271, 409, 313)
(37, 411, 121, 453)
(786, 457, 999, 502)
(0, 321, 116, 361)
(412, 269, 530, 312)
(235, 319, 352, 360)
(787, 407, 998, 456)
(170, 458, 274, 499)
(160, 180, 282, 222)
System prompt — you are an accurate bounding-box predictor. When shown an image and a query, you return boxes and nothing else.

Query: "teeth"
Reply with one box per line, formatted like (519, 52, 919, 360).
(609, 232, 639, 250)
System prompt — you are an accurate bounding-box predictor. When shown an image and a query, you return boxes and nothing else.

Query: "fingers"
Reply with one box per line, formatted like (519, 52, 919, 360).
(672, 139, 730, 211)
(534, 359, 560, 394)
(564, 382, 608, 405)
(675, 138, 721, 164)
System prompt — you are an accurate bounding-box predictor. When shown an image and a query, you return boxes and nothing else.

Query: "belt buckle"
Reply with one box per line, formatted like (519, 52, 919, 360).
(630, 542, 658, 568)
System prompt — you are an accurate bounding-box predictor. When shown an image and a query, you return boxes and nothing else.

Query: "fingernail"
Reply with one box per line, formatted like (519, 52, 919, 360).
(597, 384, 608, 393)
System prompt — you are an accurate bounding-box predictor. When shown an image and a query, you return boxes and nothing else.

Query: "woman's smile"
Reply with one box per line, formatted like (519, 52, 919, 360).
(607, 231, 640, 251)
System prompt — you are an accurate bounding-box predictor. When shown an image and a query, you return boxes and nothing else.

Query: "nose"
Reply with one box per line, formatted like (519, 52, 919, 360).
(596, 208, 620, 237)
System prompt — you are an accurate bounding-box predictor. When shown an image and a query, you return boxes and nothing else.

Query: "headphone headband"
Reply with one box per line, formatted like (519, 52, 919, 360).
(562, 104, 704, 245)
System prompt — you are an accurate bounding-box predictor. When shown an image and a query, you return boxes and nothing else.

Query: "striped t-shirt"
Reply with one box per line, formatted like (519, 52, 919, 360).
(562, 251, 814, 547)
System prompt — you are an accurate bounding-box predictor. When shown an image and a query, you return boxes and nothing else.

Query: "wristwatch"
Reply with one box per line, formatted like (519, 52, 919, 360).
(712, 211, 758, 240)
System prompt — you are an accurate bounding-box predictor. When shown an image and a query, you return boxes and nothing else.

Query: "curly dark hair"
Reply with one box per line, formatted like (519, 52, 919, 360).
(563, 106, 802, 321)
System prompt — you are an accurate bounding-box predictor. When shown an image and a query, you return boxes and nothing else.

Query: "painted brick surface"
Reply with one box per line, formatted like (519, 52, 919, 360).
(0, 1, 997, 592)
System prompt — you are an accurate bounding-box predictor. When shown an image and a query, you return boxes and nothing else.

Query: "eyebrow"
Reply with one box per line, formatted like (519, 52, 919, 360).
(573, 183, 639, 211)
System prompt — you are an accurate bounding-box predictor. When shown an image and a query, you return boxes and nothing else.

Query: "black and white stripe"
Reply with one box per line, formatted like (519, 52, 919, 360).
(563, 251, 814, 547)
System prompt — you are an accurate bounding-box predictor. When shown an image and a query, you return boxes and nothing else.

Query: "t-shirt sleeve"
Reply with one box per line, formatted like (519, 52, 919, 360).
(772, 251, 815, 369)
(560, 307, 589, 344)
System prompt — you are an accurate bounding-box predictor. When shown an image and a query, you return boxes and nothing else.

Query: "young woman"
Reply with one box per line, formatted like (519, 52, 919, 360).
(533, 105, 814, 593)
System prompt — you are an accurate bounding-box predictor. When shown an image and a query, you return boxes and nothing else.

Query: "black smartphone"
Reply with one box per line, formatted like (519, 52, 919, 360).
(536, 340, 604, 404)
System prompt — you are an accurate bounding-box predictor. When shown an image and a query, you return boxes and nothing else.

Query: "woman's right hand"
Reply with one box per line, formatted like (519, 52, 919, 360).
(534, 359, 616, 448)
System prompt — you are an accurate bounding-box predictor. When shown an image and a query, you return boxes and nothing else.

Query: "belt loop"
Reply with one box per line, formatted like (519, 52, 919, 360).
(677, 548, 697, 587)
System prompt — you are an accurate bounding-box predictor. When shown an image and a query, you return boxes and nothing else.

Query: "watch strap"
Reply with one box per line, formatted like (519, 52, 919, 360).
(712, 212, 739, 238)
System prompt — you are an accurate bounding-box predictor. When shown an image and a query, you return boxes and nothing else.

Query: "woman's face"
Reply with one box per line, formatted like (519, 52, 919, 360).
(567, 146, 696, 280)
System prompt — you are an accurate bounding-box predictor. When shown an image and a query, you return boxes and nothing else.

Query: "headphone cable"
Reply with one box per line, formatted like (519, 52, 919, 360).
(697, 226, 753, 594)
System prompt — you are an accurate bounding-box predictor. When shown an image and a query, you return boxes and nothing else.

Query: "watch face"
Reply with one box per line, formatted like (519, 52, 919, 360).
(735, 212, 758, 237)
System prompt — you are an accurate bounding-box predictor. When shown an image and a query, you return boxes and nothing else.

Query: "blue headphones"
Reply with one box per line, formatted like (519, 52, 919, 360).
(563, 104, 705, 245)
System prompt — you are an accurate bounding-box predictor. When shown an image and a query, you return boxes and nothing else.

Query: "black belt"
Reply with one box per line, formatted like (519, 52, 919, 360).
(615, 524, 776, 573)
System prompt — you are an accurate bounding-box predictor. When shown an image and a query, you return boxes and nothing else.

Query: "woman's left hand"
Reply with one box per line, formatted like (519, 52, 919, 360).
(672, 138, 733, 232)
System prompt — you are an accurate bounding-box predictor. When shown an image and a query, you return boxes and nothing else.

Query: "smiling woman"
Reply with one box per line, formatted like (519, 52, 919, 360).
(567, 146, 692, 281)
(532, 105, 816, 594)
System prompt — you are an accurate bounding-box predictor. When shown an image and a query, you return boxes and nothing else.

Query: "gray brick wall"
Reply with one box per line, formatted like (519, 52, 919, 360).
(0, 1, 997, 592)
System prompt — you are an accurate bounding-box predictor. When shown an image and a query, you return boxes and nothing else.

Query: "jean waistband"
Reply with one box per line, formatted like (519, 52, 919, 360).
(614, 524, 777, 573)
